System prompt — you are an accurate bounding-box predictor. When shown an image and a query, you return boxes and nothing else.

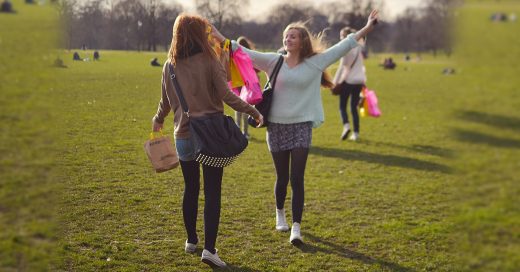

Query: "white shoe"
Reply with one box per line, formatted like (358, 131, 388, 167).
(290, 222, 303, 245)
(201, 249, 227, 268)
(276, 209, 289, 232)
(185, 240, 197, 253)
(349, 132, 359, 141)
(341, 123, 351, 140)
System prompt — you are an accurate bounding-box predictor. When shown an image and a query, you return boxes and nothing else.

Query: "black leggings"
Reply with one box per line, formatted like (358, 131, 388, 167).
(271, 148, 309, 224)
(339, 83, 363, 133)
(179, 160, 223, 254)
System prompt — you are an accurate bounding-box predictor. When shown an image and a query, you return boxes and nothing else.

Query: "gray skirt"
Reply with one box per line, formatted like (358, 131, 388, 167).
(266, 122, 313, 152)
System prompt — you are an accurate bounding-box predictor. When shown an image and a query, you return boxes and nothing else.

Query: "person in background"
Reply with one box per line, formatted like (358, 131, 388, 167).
(151, 14, 263, 269)
(150, 57, 161, 67)
(332, 27, 367, 141)
(212, 10, 379, 245)
(234, 36, 258, 139)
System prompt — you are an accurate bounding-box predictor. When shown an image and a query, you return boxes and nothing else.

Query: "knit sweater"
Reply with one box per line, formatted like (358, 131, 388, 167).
(232, 33, 359, 128)
(332, 45, 367, 85)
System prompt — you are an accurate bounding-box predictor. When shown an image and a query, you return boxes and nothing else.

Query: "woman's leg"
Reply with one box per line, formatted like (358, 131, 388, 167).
(235, 111, 242, 130)
(242, 113, 249, 135)
(339, 83, 350, 125)
(289, 148, 309, 223)
(349, 84, 363, 133)
(180, 160, 200, 245)
(271, 150, 291, 209)
(202, 164, 224, 254)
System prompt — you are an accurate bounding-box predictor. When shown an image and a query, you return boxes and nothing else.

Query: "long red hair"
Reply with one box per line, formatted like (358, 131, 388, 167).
(168, 13, 217, 66)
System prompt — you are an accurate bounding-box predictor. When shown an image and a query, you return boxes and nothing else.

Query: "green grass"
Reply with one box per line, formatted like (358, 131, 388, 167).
(1, 0, 519, 271)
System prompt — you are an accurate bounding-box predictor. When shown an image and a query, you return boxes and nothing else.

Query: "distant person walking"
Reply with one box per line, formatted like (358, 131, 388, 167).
(151, 14, 263, 269)
(212, 10, 379, 245)
(333, 27, 367, 141)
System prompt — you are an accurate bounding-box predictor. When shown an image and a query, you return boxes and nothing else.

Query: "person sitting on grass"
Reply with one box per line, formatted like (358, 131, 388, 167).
(150, 57, 161, 67)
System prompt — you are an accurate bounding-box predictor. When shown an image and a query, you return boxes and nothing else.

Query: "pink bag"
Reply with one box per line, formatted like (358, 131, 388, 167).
(364, 88, 381, 117)
(231, 47, 262, 105)
(230, 86, 241, 97)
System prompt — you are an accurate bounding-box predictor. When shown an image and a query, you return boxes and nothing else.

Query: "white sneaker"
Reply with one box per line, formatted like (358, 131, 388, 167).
(201, 249, 227, 268)
(289, 222, 303, 245)
(185, 240, 197, 253)
(341, 123, 351, 140)
(276, 209, 289, 232)
(349, 132, 359, 141)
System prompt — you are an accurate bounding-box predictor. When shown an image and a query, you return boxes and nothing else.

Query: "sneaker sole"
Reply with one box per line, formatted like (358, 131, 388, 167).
(341, 130, 351, 140)
(290, 237, 303, 246)
(276, 226, 290, 232)
(202, 258, 226, 268)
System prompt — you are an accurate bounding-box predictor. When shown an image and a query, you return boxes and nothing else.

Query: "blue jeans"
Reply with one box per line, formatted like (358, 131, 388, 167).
(175, 137, 198, 161)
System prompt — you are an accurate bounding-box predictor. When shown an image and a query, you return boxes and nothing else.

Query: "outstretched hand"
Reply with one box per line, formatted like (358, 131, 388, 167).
(367, 9, 379, 28)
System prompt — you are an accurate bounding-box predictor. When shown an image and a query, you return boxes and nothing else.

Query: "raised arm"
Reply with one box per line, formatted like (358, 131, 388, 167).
(210, 25, 279, 72)
(310, 9, 379, 70)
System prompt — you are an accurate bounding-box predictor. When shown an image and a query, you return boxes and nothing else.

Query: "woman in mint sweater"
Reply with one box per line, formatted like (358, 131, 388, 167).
(212, 10, 379, 245)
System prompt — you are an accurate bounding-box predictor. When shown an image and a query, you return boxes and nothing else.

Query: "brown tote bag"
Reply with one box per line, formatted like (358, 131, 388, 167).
(144, 132, 179, 173)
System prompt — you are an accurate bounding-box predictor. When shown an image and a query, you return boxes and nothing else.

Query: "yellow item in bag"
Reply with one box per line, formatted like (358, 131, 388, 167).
(229, 57, 244, 88)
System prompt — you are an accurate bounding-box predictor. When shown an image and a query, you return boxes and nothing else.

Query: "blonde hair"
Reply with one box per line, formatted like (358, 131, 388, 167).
(168, 13, 217, 66)
(283, 22, 334, 88)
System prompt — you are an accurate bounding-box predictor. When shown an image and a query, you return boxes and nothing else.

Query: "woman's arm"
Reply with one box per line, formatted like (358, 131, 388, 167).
(332, 55, 346, 85)
(310, 9, 379, 70)
(211, 59, 264, 127)
(152, 64, 171, 131)
(211, 25, 279, 72)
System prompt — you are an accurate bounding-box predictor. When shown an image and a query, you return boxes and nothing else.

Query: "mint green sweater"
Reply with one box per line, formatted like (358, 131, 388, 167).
(232, 34, 359, 128)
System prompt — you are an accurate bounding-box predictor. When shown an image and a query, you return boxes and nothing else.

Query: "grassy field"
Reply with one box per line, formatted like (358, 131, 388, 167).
(1, 0, 519, 271)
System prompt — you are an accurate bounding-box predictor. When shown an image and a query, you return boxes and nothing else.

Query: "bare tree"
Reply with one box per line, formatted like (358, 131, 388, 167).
(195, 0, 249, 30)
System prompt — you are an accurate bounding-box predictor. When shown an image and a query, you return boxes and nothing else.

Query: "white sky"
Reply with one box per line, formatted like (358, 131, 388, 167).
(175, 0, 425, 21)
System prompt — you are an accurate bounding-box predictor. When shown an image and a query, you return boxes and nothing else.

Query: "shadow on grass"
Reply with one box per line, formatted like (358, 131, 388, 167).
(310, 146, 452, 174)
(361, 140, 455, 158)
(224, 264, 262, 271)
(297, 233, 414, 272)
(452, 129, 520, 149)
(456, 110, 520, 132)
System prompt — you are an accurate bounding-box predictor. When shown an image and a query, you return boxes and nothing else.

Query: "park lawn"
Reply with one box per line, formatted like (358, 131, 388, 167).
(1, 0, 519, 271)
(0, 1, 61, 271)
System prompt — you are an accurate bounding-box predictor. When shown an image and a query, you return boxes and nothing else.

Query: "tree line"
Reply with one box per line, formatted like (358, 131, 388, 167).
(57, 0, 455, 55)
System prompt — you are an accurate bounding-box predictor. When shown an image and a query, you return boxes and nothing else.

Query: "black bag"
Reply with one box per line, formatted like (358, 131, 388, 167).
(168, 64, 247, 167)
(247, 55, 284, 128)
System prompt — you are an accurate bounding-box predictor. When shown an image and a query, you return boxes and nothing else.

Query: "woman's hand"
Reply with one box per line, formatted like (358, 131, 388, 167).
(355, 9, 379, 41)
(152, 120, 163, 132)
(255, 114, 264, 128)
(210, 24, 226, 43)
(366, 9, 379, 29)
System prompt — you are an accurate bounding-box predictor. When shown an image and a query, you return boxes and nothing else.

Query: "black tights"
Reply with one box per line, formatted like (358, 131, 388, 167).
(339, 83, 363, 132)
(271, 148, 309, 223)
(180, 160, 223, 254)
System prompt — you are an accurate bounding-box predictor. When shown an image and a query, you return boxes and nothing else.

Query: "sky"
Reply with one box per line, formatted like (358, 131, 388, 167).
(176, 0, 425, 21)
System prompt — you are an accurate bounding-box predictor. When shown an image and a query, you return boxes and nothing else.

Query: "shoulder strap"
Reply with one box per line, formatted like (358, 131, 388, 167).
(350, 48, 361, 69)
(168, 62, 190, 117)
(264, 55, 284, 90)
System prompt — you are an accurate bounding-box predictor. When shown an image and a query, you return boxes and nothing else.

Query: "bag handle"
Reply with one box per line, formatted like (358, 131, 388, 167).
(264, 55, 284, 91)
(150, 130, 165, 140)
(168, 63, 191, 117)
